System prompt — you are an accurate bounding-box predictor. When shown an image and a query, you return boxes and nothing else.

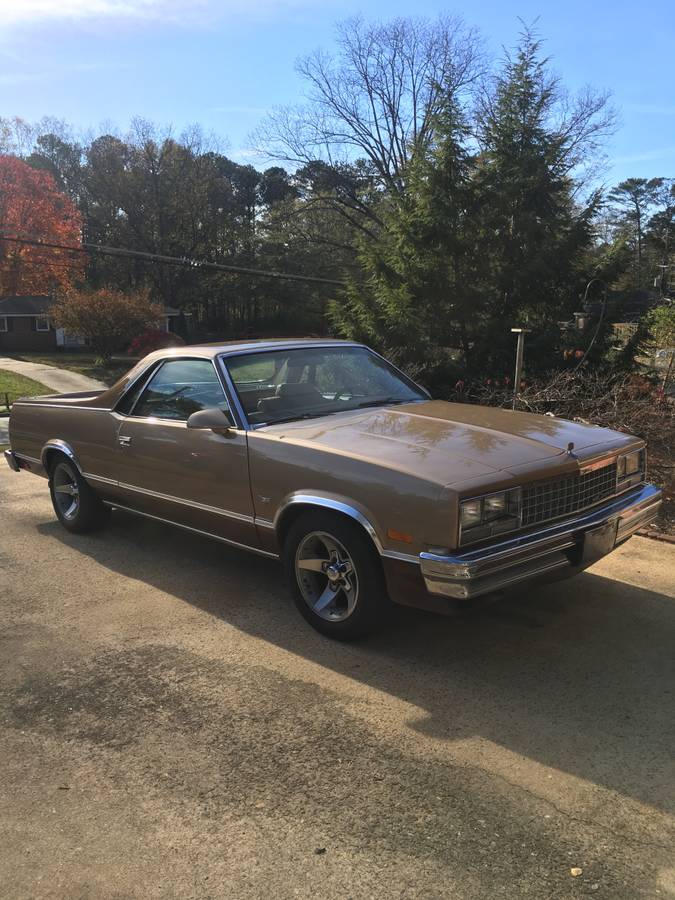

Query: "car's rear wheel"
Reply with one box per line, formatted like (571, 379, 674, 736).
(283, 511, 389, 640)
(49, 456, 110, 534)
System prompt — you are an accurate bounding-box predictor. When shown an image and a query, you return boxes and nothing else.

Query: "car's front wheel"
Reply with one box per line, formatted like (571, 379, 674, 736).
(49, 456, 110, 534)
(283, 510, 389, 640)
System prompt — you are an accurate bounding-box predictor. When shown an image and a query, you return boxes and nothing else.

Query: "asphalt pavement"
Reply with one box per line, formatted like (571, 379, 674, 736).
(1, 465, 674, 899)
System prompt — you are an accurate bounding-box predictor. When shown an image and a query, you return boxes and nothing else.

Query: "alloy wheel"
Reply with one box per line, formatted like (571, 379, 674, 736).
(294, 530, 359, 622)
(52, 463, 80, 521)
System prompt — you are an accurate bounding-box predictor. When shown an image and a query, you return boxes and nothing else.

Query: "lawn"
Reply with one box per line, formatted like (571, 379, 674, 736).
(0, 369, 53, 410)
(4, 352, 134, 387)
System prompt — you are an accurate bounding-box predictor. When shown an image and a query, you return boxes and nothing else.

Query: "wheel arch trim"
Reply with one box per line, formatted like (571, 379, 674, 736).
(41, 440, 83, 474)
(273, 492, 385, 555)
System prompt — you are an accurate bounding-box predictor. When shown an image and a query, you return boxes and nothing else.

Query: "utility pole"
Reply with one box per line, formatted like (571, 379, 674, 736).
(511, 328, 529, 410)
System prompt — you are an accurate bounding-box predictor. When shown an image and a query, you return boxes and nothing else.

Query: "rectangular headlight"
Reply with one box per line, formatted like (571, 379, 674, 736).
(484, 494, 507, 519)
(617, 449, 644, 482)
(460, 499, 483, 528)
(459, 488, 522, 546)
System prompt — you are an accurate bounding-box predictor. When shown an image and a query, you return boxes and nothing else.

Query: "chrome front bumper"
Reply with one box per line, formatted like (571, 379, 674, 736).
(420, 484, 662, 600)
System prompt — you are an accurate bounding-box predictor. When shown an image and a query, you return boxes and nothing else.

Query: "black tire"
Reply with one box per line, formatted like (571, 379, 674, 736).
(48, 455, 110, 534)
(283, 510, 389, 640)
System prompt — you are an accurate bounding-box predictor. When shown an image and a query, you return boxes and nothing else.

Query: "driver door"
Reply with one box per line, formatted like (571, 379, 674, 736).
(112, 357, 257, 548)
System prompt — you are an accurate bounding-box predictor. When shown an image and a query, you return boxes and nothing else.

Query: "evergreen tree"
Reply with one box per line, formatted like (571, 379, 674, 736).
(471, 29, 602, 369)
(333, 102, 479, 375)
(335, 29, 610, 378)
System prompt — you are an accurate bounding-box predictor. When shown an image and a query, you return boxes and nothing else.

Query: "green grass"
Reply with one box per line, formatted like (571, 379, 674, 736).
(0, 368, 53, 410)
(4, 352, 134, 387)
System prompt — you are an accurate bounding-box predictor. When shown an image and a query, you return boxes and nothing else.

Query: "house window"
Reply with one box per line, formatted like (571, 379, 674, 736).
(0, 317, 7, 333)
(35, 317, 50, 332)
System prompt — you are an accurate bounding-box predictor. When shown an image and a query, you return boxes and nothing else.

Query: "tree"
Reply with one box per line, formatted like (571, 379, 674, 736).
(468, 28, 612, 368)
(646, 303, 675, 349)
(333, 102, 479, 372)
(52, 287, 163, 362)
(334, 28, 614, 376)
(26, 132, 84, 201)
(644, 179, 674, 295)
(0, 155, 83, 295)
(609, 178, 664, 290)
(256, 16, 482, 201)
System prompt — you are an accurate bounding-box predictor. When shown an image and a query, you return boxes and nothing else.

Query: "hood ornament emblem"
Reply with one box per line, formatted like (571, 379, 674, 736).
(566, 441, 577, 458)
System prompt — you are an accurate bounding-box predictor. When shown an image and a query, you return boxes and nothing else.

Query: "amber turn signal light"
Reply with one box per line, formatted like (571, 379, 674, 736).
(387, 528, 413, 544)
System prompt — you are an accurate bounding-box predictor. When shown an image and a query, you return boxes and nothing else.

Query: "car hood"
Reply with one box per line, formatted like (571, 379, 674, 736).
(262, 400, 636, 487)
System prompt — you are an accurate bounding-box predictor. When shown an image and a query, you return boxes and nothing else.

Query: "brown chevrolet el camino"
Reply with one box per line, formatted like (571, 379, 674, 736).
(5, 340, 662, 639)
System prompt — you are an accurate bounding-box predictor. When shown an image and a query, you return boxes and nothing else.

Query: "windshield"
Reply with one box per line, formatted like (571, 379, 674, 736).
(225, 346, 426, 426)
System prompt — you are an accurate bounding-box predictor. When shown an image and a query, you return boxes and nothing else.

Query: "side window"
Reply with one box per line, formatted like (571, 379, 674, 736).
(131, 359, 229, 421)
(116, 364, 159, 416)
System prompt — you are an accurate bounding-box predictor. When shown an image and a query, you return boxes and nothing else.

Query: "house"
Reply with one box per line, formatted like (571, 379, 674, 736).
(0, 295, 181, 352)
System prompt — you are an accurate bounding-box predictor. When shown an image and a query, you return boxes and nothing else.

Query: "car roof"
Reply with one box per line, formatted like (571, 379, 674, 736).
(158, 338, 364, 359)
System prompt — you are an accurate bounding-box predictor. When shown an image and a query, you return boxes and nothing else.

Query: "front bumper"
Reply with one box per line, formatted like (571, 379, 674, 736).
(420, 483, 662, 600)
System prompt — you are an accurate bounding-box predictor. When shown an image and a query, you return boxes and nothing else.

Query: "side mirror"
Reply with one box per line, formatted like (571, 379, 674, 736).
(186, 407, 235, 433)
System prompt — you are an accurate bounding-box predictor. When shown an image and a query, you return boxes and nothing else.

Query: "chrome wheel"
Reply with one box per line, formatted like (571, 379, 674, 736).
(295, 531, 359, 622)
(52, 462, 80, 521)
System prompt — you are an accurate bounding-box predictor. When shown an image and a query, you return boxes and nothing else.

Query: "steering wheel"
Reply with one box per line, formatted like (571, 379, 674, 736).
(164, 385, 192, 400)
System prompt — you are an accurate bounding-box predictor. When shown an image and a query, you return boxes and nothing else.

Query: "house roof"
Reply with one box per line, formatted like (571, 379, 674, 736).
(0, 295, 52, 316)
(0, 295, 181, 316)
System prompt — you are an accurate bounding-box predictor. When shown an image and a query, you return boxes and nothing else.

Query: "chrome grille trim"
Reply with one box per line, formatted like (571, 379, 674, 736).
(521, 461, 618, 528)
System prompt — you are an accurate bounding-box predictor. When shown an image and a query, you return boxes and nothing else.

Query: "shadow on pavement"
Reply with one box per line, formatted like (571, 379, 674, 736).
(37, 510, 675, 817)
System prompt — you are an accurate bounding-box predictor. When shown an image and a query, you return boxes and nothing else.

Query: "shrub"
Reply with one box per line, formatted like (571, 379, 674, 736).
(52, 287, 164, 362)
(127, 329, 185, 357)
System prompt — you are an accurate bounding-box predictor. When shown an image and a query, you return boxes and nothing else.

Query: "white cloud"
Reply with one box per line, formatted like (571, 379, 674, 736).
(0, 0, 309, 29)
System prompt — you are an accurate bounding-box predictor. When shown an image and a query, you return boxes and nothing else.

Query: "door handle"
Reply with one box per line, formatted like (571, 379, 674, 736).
(118, 435, 132, 447)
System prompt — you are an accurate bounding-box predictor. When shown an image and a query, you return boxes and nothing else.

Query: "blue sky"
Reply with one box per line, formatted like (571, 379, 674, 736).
(1, 0, 673, 185)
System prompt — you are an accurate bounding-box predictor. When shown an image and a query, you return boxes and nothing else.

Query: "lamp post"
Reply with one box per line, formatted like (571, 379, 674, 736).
(511, 327, 529, 410)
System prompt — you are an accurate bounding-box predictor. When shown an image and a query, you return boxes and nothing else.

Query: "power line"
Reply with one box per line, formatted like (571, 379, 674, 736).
(0, 233, 347, 288)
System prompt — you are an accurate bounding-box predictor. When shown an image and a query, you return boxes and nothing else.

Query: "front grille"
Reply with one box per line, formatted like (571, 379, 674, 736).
(521, 461, 618, 528)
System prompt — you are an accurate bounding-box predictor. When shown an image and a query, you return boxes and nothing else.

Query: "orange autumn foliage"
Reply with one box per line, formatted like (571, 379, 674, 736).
(0, 155, 83, 295)
(52, 286, 164, 361)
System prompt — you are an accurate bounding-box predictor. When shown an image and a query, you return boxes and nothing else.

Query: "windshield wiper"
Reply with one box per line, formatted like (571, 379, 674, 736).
(355, 397, 412, 409)
(263, 397, 416, 426)
(263, 412, 329, 426)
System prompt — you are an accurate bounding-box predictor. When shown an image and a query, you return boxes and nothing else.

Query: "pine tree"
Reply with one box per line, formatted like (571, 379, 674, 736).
(333, 101, 480, 374)
(471, 28, 602, 369)
(334, 28, 610, 380)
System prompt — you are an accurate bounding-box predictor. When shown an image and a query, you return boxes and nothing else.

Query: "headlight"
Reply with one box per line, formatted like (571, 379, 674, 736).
(459, 488, 522, 546)
(484, 494, 507, 519)
(617, 449, 644, 484)
(460, 499, 483, 528)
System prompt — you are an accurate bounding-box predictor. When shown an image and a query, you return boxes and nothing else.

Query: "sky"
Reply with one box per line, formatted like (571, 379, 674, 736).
(0, 0, 673, 185)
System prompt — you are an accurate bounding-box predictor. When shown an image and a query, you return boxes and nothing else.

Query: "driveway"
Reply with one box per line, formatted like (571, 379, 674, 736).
(0, 356, 105, 444)
(1, 465, 674, 899)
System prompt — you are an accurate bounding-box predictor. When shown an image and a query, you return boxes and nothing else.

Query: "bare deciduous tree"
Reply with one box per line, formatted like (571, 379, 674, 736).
(255, 16, 483, 195)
